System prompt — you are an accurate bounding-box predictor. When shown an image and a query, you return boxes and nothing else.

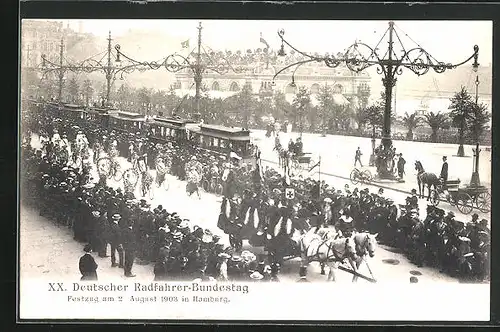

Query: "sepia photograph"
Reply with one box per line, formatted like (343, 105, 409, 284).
(19, 19, 492, 321)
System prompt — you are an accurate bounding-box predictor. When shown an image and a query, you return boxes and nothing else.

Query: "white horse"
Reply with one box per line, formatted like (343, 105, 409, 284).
(299, 229, 358, 281)
(351, 232, 378, 282)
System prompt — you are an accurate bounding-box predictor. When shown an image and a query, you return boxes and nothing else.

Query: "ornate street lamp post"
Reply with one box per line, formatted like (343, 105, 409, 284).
(115, 22, 247, 120)
(470, 75, 481, 187)
(273, 21, 479, 180)
(40, 31, 142, 106)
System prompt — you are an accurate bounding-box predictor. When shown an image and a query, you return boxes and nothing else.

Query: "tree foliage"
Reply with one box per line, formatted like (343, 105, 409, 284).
(81, 79, 94, 106)
(291, 86, 312, 133)
(468, 102, 490, 143)
(402, 112, 422, 140)
(66, 77, 80, 103)
(424, 111, 450, 143)
(449, 86, 473, 146)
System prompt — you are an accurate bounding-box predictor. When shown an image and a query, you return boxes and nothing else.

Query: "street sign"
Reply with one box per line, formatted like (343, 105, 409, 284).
(285, 188, 295, 200)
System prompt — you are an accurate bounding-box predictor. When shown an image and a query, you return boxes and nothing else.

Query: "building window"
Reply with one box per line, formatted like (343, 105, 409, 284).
(212, 81, 220, 91)
(229, 82, 240, 92)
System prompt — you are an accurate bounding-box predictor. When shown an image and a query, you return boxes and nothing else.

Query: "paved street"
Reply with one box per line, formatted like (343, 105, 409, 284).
(20, 133, 475, 284)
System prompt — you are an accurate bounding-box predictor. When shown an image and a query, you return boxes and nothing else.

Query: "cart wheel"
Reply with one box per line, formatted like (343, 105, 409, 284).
(97, 157, 111, 178)
(215, 184, 224, 196)
(476, 192, 491, 213)
(350, 170, 360, 185)
(429, 189, 440, 206)
(123, 168, 139, 187)
(113, 165, 123, 182)
(457, 192, 473, 215)
(202, 180, 210, 192)
(362, 170, 372, 183)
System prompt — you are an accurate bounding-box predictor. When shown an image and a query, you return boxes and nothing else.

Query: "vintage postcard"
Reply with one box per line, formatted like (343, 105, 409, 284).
(19, 19, 491, 321)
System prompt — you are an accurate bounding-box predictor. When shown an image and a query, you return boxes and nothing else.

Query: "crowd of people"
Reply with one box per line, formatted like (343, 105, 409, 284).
(21, 103, 490, 283)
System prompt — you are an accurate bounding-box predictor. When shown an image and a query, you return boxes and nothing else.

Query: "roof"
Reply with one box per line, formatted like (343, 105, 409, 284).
(111, 112, 145, 121)
(117, 111, 144, 119)
(153, 116, 196, 126)
(198, 131, 251, 141)
(149, 119, 179, 129)
(200, 124, 250, 134)
(199, 124, 250, 141)
(61, 104, 86, 111)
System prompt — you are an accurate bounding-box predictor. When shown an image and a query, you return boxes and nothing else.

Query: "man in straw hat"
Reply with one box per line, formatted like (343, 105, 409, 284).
(109, 214, 124, 268)
(79, 244, 98, 281)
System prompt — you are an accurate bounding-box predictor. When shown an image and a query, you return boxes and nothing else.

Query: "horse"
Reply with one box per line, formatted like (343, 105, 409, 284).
(298, 229, 358, 281)
(414, 161, 440, 200)
(351, 232, 378, 282)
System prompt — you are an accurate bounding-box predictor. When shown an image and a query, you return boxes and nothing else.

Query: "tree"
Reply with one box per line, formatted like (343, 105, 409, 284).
(116, 83, 131, 109)
(223, 83, 255, 128)
(292, 86, 312, 135)
(254, 97, 273, 128)
(354, 107, 370, 133)
(402, 112, 422, 140)
(136, 87, 153, 115)
(449, 86, 473, 156)
(81, 79, 94, 106)
(365, 104, 384, 137)
(317, 84, 335, 135)
(238, 83, 255, 129)
(272, 91, 291, 122)
(467, 102, 490, 144)
(356, 83, 371, 109)
(66, 77, 80, 104)
(424, 111, 450, 143)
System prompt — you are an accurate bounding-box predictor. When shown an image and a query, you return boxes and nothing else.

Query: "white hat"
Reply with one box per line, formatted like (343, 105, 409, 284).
(324, 197, 332, 203)
(202, 234, 213, 243)
(218, 252, 231, 259)
(250, 271, 264, 280)
(112, 214, 121, 220)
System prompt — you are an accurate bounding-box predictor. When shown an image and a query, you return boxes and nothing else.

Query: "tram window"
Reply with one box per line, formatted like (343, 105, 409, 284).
(214, 138, 219, 147)
(139, 122, 142, 129)
(161, 127, 164, 137)
(152, 127, 156, 136)
(80, 113, 84, 119)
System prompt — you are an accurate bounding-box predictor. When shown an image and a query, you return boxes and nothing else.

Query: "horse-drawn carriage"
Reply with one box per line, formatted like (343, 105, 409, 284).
(429, 179, 491, 215)
(290, 153, 314, 173)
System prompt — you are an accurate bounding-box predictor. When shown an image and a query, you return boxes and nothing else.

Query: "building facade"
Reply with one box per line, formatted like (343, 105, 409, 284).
(173, 49, 371, 106)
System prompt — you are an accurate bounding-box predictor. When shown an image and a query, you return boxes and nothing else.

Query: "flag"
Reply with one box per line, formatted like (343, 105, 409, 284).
(260, 33, 269, 49)
(284, 166, 291, 186)
(309, 159, 321, 173)
(181, 39, 190, 49)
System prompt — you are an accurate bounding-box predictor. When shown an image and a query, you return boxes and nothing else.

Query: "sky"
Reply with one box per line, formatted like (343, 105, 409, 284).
(56, 19, 493, 66)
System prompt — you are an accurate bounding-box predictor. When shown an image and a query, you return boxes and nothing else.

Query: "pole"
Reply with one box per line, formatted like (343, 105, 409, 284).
(58, 38, 64, 103)
(381, 21, 395, 151)
(194, 22, 203, 119)
(105, 31, 113, 107)
(318, 155, 321, 195)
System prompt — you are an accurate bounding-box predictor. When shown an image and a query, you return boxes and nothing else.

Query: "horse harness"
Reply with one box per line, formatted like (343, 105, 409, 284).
(302, 236, 353, 263)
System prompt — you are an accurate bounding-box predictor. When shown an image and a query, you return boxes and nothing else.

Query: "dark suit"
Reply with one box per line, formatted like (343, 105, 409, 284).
(79, 253, 98, 281)
(122, 227, 137, 276)
(440, 161, 448, 182)
(108, 222, 124, 267)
